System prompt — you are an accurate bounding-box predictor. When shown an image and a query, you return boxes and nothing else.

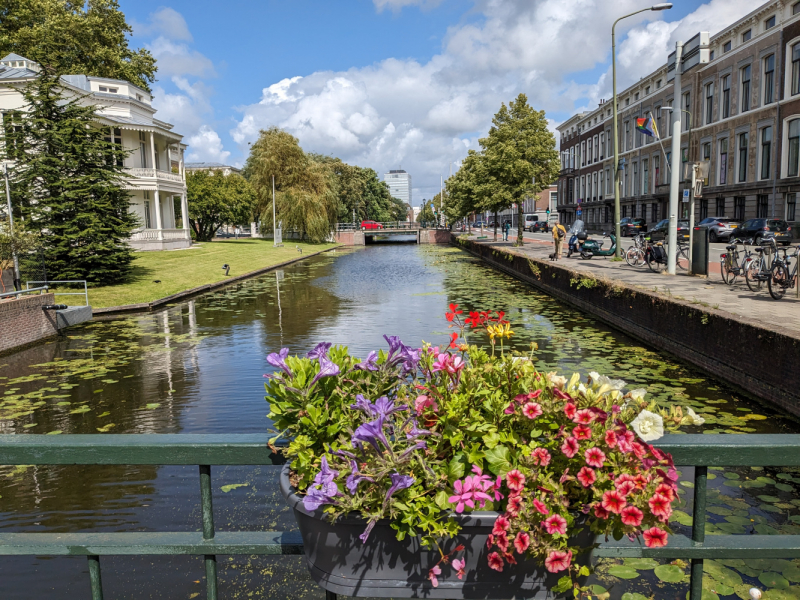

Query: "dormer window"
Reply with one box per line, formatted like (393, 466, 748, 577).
(99, 86, 118, 93)
(136, 94, 143, 101)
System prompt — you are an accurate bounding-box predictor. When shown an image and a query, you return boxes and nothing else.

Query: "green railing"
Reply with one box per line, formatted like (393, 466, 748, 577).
(1, 433, 799, 599)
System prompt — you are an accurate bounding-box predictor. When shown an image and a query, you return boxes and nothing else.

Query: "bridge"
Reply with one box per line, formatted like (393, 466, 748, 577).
(333, 222, 450, 245)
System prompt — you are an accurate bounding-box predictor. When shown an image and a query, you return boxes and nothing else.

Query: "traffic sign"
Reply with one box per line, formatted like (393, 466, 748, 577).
(576, 209, 582, 216)
(682, 189, 690, 203)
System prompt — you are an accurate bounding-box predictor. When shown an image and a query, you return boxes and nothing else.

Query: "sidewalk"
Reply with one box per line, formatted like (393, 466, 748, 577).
(466, 232, 800, 338)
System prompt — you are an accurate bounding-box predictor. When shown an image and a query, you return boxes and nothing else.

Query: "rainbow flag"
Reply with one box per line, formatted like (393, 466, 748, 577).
(636, 116, 658, 138)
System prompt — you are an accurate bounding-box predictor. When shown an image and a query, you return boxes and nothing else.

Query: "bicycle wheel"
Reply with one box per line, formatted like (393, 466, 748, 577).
(646, 252, 663, 273)
(745, 257, 764, 292)
(768, 262, 790, 300)
(720, 257, 732, 285)
(625, 247, 644, 267)
(676, 245, 688, 271)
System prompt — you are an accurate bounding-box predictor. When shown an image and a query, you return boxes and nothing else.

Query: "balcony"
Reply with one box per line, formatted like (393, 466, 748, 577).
(124, 168, 185, 185)
(559, 167, 576, 177)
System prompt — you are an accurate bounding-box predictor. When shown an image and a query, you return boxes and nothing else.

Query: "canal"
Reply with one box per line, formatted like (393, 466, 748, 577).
(1, 244, 798, 599)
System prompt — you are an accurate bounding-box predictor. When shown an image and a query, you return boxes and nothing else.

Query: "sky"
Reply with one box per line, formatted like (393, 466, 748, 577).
(122, 0, 758, 203)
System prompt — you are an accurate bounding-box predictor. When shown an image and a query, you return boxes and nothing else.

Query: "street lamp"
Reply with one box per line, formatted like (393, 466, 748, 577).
(611, 3, 672, 257)
(661, 105, 696, 273)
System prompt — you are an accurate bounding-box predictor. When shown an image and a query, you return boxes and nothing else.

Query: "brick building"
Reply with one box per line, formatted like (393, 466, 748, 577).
(556, 0, 799, 232)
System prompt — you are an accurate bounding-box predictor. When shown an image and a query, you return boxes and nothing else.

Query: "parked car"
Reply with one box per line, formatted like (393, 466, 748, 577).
(620, 217, 647, 236)
(531, 221, 550, 233)
(729, 218, 792, 246)
(696, 217, 741, 242)
(361, 220, 384, 230)
(648, 219, 690, 242)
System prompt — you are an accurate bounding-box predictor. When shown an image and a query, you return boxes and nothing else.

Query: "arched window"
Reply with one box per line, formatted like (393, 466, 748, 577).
(789, 119, 800, 177)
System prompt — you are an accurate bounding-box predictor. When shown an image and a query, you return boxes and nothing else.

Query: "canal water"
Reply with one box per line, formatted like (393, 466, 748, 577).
(1, 244, 799, 599)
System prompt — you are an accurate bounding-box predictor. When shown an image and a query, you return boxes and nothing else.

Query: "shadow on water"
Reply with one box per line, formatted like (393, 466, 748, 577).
(0, 244, 798, 598)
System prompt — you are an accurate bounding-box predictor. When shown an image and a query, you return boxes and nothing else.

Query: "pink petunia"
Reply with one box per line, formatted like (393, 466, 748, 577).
(452, 558, 465, 580)
(564, 403, 577, 420)
(513, 393, 528, 404)
(573, 408, 594, 424)
(503, 403, 516, 415)
(604, 430, 618, 448)
(561, 437, 579, 458)
(576, 466, 596, 488)
(494, 531, 509, 552)
(492, 516, 510, 535)
(507, 495, 523, 517)
(544, 550, 572, 573)
(428, 565, 441, 588)
(584, 447, 606, 468)
(573, 425, 592, 440)
(488, 552, 504, 572)
(655, 483, 675, 502)
(542, 514, 567, 536)
(414, 395, 439, 413)
(616, 480, 636, 497)
(601, 490, 627, 514)
(533, 498, 549, 515)
(621, 505, 644, 527)
(531, 447, 551, 467)
(643, 527, 669, 548)
(522, 402, 543, 419)
(648, 494, 672, 521)
(594, 503, 610, 519)
(513, 532, 530, 554)
(506, 469, 526, 492)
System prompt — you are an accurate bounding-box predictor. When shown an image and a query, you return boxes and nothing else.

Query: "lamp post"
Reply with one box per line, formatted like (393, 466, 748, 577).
(662, 105, 695, 272)
(612, 3, 672, 257)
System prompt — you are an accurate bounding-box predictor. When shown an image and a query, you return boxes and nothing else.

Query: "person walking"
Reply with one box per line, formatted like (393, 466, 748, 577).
(552, 221, 567, 260)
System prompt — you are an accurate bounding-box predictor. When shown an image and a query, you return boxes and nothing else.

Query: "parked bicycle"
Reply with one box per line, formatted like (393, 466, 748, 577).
(625, 233, 647, 267)
(744, 239, 777, 293)
(720, 239, 754, 285)
(767, 244, 800, 300)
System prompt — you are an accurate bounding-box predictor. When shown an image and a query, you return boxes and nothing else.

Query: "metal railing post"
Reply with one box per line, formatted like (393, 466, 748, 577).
(88, 555, 104, 600)
(689, 465, 707, 599)
(199, 465, 218, 600)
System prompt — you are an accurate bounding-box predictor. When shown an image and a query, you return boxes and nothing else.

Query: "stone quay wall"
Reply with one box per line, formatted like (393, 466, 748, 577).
(0, 293, 59, 355)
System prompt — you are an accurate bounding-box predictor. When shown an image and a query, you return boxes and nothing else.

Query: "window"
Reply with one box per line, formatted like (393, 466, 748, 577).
(703, 142, 712, 184)
(716, 198, 726, 217)
(622, 205, 627, 218)
(633, 162, 639, 196)
(139, 131, 148, 168)
(710, 50, 715, 61)
(652, 203, 659, 222)
(99, 86, 107, 92)
(766, 16, 776, 29)
(788, 193, 797, 221)
(763, 55, 775, 105)
(103, 127, 123, 167)
(600, 132, 605, 159)
(624, 121, 630, 150)
(741, 65, 751, 112)
(593, 172, 598, 200)
(795, 1, 800, 15)
(793, 44, 800, 96)
(656, 107, 664, 140)
(683, 91, 691, 131)
(719, 138, 729, 185)
(789, 120, 800, 177)
(735, 197, 746, 221)
(760, 126, 772, 180)
(738, 132, 748, 183)
(645, 86, 650, 95)
(635, 92, 639, 101)
(643, 159, 649, 194)
(705, 82, 714, 124)
(599, 170, 605, 197)
(605, 168, 611, 194)
(570, 147, 575, 168)
(154, 143, 160, 171)
(581, 175, 585, 199)
(143, 192, 152, 229)
(568, 178, 574, 201)
(654, 154, 660, 187)
(757, 195, 769, 218)
(594, 135, 599, 161)
(723, 41, 732, 53)
(625, 98, 630, 107)
(742, 29, 752, 43)
(722, 75, 730, 118)
(700, 199, 708, 221)
(581, 141, 586, 166)
(136, 93, 143, 101)
(588, 139, 592, 164)
(656, 79, 662, 89)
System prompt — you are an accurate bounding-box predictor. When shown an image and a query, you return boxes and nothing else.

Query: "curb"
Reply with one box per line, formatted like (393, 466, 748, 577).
(92, 246, 340, 317)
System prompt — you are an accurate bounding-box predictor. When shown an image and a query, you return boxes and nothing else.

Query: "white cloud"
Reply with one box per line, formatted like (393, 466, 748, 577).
(373, 0, 444, 13)
(132, 7, 193, 42)
(147, 37, 216, 78)
(186, 126, 231, 163)
(231, 0, 758, 199)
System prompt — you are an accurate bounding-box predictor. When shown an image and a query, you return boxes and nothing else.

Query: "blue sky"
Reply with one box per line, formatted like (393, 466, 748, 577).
(121, 0, 757, 201)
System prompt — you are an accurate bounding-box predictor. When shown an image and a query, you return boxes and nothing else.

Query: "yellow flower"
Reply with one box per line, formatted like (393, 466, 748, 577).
(487, 324, 499, 340)
(499, 322, 514, 339)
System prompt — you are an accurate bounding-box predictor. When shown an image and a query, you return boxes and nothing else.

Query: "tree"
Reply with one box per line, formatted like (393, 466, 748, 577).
(480, 93, 559, 245)
(245, 128, 338, 243)
(0, 0, 157, 91)
(0, 220, 38, 291)
(2, 70, 137, 283)
(186, 170, 256, 242)
(416, 200, 435, 226)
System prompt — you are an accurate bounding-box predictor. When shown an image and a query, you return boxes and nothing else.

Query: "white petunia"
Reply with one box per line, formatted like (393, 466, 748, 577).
(629, 389, 647, 401)
(577, 383, 587, 395)
(588, 371, 601, 382)
(630, 410, 664, 442)
(684, 407, 705, 426)
(547, 372, 567, 389)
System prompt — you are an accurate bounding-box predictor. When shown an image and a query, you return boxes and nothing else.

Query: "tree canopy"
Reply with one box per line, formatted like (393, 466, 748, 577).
(186, 170, 256, 242)
(1, 70, 137, 283)
(0, 0, 157, 91)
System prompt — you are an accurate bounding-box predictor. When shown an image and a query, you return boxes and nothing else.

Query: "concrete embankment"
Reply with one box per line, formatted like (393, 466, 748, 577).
(454, 234, 800, 417)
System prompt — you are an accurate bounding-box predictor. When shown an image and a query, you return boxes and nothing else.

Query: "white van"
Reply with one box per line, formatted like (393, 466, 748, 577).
(523, 214, 538, 231)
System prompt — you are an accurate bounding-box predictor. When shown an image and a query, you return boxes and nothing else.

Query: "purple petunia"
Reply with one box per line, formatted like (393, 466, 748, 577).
(306, 342, 332, 360)
(359, 520, 377, 543)
(354, 351, 379, 371)
(346, 459, 374, 494)
(352, 417, 392, 454)
(399, 440, 427, 459)
(267, 348, 292, 377)
(384, 472, 414, 507)
(374, 396, 408, 417)
(303, 457, 339, 511)
(405, 420, 434, 440)
(310, 356, 340, 387)
(382, 335, 421, 375)
(350, 394, 374, 415)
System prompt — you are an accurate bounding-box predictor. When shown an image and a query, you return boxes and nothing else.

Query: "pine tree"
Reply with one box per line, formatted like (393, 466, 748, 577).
(2, 70, 137, 284)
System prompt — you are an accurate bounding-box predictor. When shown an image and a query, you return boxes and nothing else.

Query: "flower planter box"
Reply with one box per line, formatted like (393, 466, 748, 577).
(280, 465, 593, 599)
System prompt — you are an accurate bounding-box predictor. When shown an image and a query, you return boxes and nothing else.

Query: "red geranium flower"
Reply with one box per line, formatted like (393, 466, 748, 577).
(573, 425, 592, 440)
(648, 493, 672, 521)
(584, 447, 606, 468)
(643, 526, 669, 548)
(601, 490, 627, 514)
(513, 532, 530, 554)
(577, 466, 596, 488)
(448, 332, 458, 348)
(544, 550, 572, 573)
(621, 505, 644, 527)
(561, 437, 579, 458)
(542, 514, 567, 535)
(488, 552, 504, 572)
(522, 402, 543, 419)
(506, 469, 526, 492)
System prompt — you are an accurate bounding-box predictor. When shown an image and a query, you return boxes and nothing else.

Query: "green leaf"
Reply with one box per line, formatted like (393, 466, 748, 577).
(578, 565, 590, 577)
(655, 564, 686, 583)
(434, 491, 450, 511)
(484, 445, 511, 476)
(621, 594, 649, 600)
(553, 576, 572, 593)
(482, 431, 500, 449)
(220, 483, 248, 493)
(145, 403, 160, 409)
(608, 566, 639, 579)
(760, 572, 791, 589)
(623, 558, 658, 570)
(447, 455, 466, 481)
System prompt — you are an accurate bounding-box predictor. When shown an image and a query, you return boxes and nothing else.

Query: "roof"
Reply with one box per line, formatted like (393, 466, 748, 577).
(0, 66, 37, 80)
(185, 163, 241, 171)
(1, 53, 28, 62)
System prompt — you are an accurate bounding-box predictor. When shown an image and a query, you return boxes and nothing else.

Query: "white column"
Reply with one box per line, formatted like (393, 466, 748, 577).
(167, 145, 172, 172)
(181, 193, 190, 234)
(149, 131, 156, 174)
(154, 189, 163, 240)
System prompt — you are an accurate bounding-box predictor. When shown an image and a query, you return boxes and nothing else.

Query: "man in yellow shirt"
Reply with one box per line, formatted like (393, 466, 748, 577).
(552, 222, 567, 260)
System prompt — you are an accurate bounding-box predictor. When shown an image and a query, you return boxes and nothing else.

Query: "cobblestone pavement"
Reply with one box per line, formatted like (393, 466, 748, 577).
(463, 231, 800, 339)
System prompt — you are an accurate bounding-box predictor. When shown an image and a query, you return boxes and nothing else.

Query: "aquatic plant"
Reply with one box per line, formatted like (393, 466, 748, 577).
(265, 306, 686, 595)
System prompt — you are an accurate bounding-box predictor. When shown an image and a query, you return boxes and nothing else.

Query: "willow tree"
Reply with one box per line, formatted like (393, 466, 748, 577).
(481, 93, 559, 246)
(245, 127, 337, 243)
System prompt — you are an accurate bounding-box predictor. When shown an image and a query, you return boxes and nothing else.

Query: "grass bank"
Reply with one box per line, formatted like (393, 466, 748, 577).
(59, 239, 338, 309)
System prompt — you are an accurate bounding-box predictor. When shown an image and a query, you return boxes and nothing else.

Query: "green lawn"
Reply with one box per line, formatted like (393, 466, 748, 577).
(58, 239, 338, 308)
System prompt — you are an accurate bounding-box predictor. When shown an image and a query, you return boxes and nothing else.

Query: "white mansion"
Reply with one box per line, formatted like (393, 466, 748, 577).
(0, 53, 191, 251)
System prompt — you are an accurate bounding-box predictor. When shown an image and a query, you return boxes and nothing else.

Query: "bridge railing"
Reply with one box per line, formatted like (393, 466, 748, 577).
(335, 222, 449, 231)
(1, 433, 799, 599)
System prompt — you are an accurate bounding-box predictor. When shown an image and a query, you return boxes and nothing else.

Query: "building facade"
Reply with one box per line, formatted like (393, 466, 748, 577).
(185, 162, 241, 177)
(0, 54, 191, 251)
(557, 0, 799, 232)
(384, 169, 412, 205)
(495, 185, 559, 226)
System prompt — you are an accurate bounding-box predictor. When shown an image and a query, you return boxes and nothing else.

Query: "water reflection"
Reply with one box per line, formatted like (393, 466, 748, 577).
(0, 244, 797, 598)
